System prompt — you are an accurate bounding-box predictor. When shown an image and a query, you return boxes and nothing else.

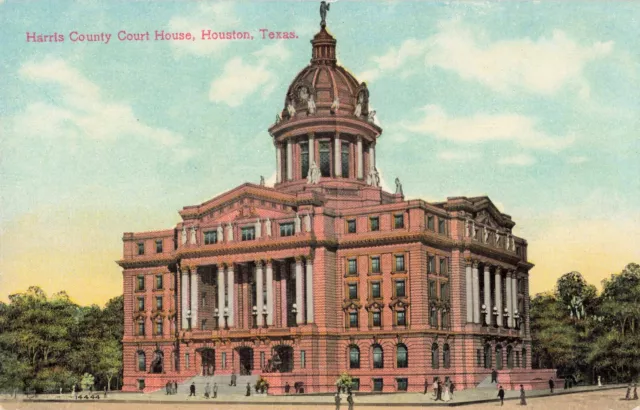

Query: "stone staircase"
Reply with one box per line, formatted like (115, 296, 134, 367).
(152, 374, 260, 396)
(476, 374, 499, 389)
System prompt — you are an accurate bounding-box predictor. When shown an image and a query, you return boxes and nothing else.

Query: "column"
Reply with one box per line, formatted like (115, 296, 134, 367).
(305, 257, 314, 323)
(266, 260, 274, 326)
(295, 257, 303, 324)
(512, 272, 518, 318)
(506, 272, 513, 328)
(181, 267, 189, 329)
(190, 266, 198, 329)
(472, 261, 480, 324)
(465, 259, 473, 323)
(276, 144, 282, 183)
(495, 267, 502, 327)
(217, 265, 225, 325)
(356, 136, 363, 179)
(256, 261, 264, 327)
(483, 265, 491, 326)
(227, 264, 235, 327)
(369, 145, 375, 172)
(334, 134, 341, 177)
(286, 140, 293, 181)
(308, 133, 315, 166)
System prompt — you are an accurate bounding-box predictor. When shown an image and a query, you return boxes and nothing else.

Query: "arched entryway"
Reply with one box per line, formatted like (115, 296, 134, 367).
(236, 347, 254, 375)
(150, 350, 163, 374)
(272, 345, 294, 373)
(198, 348, 215, 376)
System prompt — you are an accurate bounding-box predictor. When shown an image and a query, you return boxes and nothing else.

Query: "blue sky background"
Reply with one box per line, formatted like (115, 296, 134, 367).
(1, 0, 639, 305)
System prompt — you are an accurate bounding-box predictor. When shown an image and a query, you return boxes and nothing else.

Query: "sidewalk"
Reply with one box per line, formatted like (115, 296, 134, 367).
(1, 384, 626, 407)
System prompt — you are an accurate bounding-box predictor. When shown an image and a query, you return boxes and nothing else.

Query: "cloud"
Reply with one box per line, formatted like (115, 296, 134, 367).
(437, 150, 482, 162)
(498, 154, 536, 166)
(403, 105, 574, 151)
(13, 58, 193, 159)
(253, 41, 292, 62)
(567, 156, 588, 164)
(209, 57, 276, 107)
(168, 2, 240, 56)
(363, 19, 613, 97)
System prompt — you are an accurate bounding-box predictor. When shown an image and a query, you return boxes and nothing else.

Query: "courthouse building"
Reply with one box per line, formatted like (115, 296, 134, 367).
(118, 9, 554, 394)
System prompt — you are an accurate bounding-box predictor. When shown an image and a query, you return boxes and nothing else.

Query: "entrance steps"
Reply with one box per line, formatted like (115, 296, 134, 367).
(476, 375, 499, 389)
(153, 374, 259, 396)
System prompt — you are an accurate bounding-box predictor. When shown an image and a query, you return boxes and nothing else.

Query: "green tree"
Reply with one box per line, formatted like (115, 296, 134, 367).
(530, 292, 579, 369)
(95, 339, 122, 391)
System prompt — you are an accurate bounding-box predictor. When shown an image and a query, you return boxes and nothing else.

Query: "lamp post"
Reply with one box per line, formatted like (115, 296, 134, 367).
(291, 303, 298, 327)
(262, 305, 268, 329)
(503, 308, 509, 328)
(223, 307, 229, 330)
(493, 306, 499, 328)
(252, 305, 258, 329)
(186, 310, 192, 331)
(481, 304, 488, 326)
(214, 308, 219, 330)
(514, 311, 521, 330)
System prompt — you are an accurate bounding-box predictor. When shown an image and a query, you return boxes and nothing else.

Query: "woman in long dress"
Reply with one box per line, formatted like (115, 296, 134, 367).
(520, 385, 527, 405)
(443, 381, 451, 402)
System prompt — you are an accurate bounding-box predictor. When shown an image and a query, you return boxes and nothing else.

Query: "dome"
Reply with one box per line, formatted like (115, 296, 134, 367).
(280, 27, 371, 119)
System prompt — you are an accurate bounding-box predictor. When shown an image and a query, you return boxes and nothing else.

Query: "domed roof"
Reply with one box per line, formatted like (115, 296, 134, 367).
(281, 27, 370, 119)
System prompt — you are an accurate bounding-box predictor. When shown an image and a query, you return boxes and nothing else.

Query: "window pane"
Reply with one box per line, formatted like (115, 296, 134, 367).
(349, 283, 358, 299)
(349, 312, 358, 327)
(156, 240, 163, 253)
(397, 378, 408, 391)
(427, 215, 434, 230)
(373, 378, 383, 391)
(348, 259, 357, 274)
(280, 223, 294, 237)
(438, 219, 446, 234)
(397, 311, 406, 326)
(347, 220, 356, 233)
(156, 275, 163, 289)
(241, 227, 255, 241)
(373, 347, 383, 369)
(396, 280, 406, 298)
(370, 217, 379, 231)
(301, 143, 309, 179)
(349, 348, 360, 369)
(372, 282, 381, 298)
(137, 243, 144, 255)
(204, 231, 217, 245)
(372, 312, 381, 326)
(341, 142, 350, 177)
(394, 214, 404, 228)
(319, 141, 331, 177)
(371, 257, 380, 273)
(395, 255, 405, 271)
(428, 256, 435, 273)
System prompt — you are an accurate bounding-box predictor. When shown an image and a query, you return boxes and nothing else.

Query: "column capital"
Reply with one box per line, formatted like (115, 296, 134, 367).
(255, 260, 263, 268)
(187, 264, 198, 272)
(357, 134, 363, 141)
(484, 264, 491, 272)
(495, 266, 502, 274)
(306, 255, 314, 264)
(307, 132, 315, 138)
(294, 255, 304, 263)
(223, 262, 234, 269)
(472, 260, 479, 269)
(265, 258, 273, 266)
(464, 257, 472, 267)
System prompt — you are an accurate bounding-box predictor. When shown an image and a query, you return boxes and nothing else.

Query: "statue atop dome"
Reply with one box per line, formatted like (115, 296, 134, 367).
(320, 1, 330, 28)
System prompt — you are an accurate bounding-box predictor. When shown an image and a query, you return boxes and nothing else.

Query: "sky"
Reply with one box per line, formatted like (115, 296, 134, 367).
(1, 0, 638, 306)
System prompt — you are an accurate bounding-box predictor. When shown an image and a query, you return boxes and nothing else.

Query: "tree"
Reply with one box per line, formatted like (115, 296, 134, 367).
(80, 373, 95, 391)
(95, 339, 122, 391)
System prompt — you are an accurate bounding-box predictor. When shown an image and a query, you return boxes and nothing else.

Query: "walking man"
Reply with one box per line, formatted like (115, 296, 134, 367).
(246, 382, 251, 396)
(625, 384, 632, 400)
(436, 380, 442, 401)
(189, 382, 196, 397)
(491, 368, 498, 383)
(347, 391, 354, 410)
(548, 378, 555, 394)
(498, 385, 505, 406)
(335, 393, 341, 410)
(165, 381, 170, 395)
(449, 380, 455, 399)
(423, 378, 428, 395)
(519, 384, 527, 405)
(204, 382, 210, 399)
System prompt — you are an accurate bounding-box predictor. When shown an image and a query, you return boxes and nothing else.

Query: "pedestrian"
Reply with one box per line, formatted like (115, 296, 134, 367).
(432, 379, 438, 400)
(347, 392, 354, 410)
(443, 380, 451, 402)
(73, 384, 78, 400)
(174, 380, 178, 395)
(548, 378, 555, 394)
(563, 378, 568, 389)
(632, 383, 638, 400)
(597, 375, 602, 387)
(231, 373, 237, 386)
(104, 386, 107, 398)
(497, 385, 505, 406)
(213, 383, 218, 399)
(335, 392, 341, 410)
(285, 382, 291, 394)
(449, 380, 455, 400)
(246, 382, 251, 396)
(625, 384, 631, 400)
(165, 381, 170, 395)
(436, 380, 442, 401)
(189, 382, 196, 397)
(204, 382, 210, 399)
(423, 378, 428, 395)
(519, 384, 527, 405)
(491, 368, 498, 383)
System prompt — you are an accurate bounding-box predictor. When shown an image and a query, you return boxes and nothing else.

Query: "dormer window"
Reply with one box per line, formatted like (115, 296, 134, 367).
(241, 227, 255, 241)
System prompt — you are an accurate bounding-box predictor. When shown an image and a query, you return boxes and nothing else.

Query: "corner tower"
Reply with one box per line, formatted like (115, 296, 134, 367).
(269, 20, 383, 196)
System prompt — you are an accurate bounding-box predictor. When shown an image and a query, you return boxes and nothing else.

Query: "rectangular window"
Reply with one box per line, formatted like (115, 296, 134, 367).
(441, 309, 449, 330)
(476, 349, 482, 367)
(280, 222, 294, 237)
(185, 353, 190, 370)
(439, 257, 447, 275)
(241, 227, 255, 241)
(155, 240, 163, 253)
(395, 255, 405, 272)
(348, 283, 358, 299)
(347, 219, 356, 233)
(301, 142, 309, 179)
(155, 275, 163, 290)
(371, 282, 381, 298)
(137, 242, 145, 255)
(440, 282, 450, 301)
(348, 258, 357, 275)
(394, 214, 404, 229)
(155, 319, 163, 335)
(397, 378, 408, 391)
(351, 379, 360, 391)
(371, 257, 380, 274)
(341, 142, 350, 177)
(201, 319, 207, 330)
(429, 280, 437, 300)
(136, 275, 145, 291)
(349, 312, 358, 328)
(155, 296, 163, 310)
(319, 141, 331, 177)
(137, 379, 145, 390)
(395, 280, 406, 298)
(370, 217, 380, 231)
(373, 378, 383, 392)
(372, 311, 381, 327)
(204, 231, 217, 245)
(427, 215, 434, 230)
(428, 256, 435, 274)
(222, 352, 227, 370)
(137, 321, 145, 336)
(438, 218, 446, 234)
(430, 307, 438, 327)
(300, 350, 306, 369)
(396, 311, 406, 326)
(137, 297, 145, 312)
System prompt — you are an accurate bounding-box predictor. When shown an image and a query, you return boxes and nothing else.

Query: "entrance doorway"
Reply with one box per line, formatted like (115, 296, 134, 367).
(273, 345, 294, 373)
(237, 347, 253, 375)
(199, 348, 215, 376)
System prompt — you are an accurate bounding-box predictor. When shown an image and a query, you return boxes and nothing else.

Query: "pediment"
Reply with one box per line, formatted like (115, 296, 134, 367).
(470, 197, 514, 230)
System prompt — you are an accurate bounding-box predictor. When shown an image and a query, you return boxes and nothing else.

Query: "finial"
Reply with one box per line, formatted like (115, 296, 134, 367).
(320, 1, 330, 28)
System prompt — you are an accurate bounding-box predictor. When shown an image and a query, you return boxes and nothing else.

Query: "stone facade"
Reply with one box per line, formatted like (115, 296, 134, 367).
(118, 14, 552, 395)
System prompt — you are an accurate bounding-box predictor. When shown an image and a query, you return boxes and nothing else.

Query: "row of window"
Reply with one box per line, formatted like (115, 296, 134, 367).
(135, 274, 164, 291)
(136, 296, 164, 312)
(136, 317, 165, 336)
(296, 140, 359, 179)
(478, 345, 527, 369)
(347, 279, 406, 300)
(346, 254, 450, 276)
(347, 310, 406, 328)
(137, 240, 164, 255)
(348, 343, 452, 370)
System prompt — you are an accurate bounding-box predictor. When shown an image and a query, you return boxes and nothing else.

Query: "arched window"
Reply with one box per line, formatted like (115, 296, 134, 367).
(484, 344, 492, 369)
(137, 351, 146, 372)
(396, 344, 408, 368)
(507, 345, 514, 369)
(495, 345, 503, 370)
(349, 346, 360, 369)
(522, 348, 527, 368)
(431, 343, 439, 369)
(373, 344, 384, 369)
(443, 344, 451, 369)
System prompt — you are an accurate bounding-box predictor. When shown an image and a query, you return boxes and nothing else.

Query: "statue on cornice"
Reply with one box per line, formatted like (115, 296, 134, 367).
(255, 218, 262, 239)
(307, 94, 316, 115)
(294, 213, 301, 234)
(181, 226, 187, 245)
(275, 112, 282, 125)
(466, 219, 472, 237)
(265, 217, 272, 237)
(260, 175, 265, 186)
(367, 110, 377, 123)
(483, 227, 489, 244)
(226, 222, 234, 242)
(320, 1, 330, 28)
(190, 226, 197, 245)
(217, 225, 224, 242)
(307, 161, 321, 184)
(366, 167, 380, 187)
(395, 177, 403, 196)
(287, 99, 296, 118)
(304, 213, 312, 232)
